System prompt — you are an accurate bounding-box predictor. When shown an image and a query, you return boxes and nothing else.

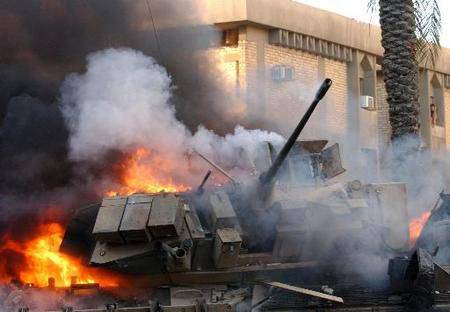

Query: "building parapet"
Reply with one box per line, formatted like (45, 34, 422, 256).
(269, 29, 354, 62)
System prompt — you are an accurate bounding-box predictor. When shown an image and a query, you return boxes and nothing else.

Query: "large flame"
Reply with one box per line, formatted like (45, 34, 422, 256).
(107, 147, 190, 196)
(0, 147, 191, 288)
(0, 223, 119, 288)
(409, 211, 431, 246)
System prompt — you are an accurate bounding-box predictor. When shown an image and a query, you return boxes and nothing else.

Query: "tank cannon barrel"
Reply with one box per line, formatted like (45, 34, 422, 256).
(259, 78, 332, 186)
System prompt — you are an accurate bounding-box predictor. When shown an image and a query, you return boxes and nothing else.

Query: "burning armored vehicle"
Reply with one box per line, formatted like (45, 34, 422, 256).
(50, 79, 431, 311)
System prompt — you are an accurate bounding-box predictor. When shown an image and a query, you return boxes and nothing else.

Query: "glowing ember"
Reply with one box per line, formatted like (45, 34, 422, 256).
(409, 211, 431, 246)
(107, 148, 190, 196)
(0, 223, 119, 288)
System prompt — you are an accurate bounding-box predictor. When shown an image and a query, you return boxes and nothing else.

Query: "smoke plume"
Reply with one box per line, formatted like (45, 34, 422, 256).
(0, 0, 257, 248)
(60, 48, 283, 185)
(0, 0, 243, 196)
(61, 48, 187, 162)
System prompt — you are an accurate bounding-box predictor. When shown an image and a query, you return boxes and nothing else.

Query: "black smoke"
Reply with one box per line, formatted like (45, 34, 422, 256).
(0, 0, 249, 251)
(0, 0, 237, 198)
(1, 96, 69, 191)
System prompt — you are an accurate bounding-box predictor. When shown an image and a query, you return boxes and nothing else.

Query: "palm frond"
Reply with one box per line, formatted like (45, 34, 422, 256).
(413, 0, 441, 66)
(367, 0, 441, 67)
(366, 0, 379, 26)
(367, 0, 378, 14)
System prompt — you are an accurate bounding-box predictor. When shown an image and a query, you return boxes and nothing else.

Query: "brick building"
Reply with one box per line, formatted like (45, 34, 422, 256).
(202, 0, 450, 176)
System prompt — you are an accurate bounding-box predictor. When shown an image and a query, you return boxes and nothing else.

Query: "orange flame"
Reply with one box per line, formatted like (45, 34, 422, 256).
(409, 211, 431, 247)
(0, 223, 119, 288)
(0, 147, 192, 287)
(107, 147, 190, 196)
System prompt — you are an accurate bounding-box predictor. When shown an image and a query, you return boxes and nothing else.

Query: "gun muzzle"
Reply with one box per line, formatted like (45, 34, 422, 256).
(315, 78, 332, 101)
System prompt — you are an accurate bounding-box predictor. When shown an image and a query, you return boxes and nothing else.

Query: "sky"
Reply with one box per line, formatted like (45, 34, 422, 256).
(295, 0, 450, 48)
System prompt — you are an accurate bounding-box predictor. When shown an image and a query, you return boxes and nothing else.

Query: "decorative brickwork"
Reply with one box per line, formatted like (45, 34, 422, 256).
(376, 80, 391, 147)
(445, 89, 450, 146)
(269, 29, 353, 62)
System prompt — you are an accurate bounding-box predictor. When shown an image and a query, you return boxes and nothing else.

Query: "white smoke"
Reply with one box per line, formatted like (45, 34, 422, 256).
(60, 48, 188, 161)
(60, 48, 283, 183)
(381, 135, 450, 217)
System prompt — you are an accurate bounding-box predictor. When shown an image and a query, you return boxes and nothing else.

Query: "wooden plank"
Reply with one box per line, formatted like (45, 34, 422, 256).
(266, 281, 344, 304)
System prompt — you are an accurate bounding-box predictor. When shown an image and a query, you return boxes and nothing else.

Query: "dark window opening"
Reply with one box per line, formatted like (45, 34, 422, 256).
(223, 29, 239, 47)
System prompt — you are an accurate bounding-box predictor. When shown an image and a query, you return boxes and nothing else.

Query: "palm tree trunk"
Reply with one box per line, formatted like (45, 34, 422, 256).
(379, 0, 420, 142)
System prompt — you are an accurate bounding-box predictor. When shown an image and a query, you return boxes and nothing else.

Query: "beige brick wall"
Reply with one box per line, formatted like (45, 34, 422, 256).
(242, 40, 260, 115)
(216, 41, 248, 114)
(263, 44, 350, 140)
(376, 78, 391, 148)
(216, 39, 398, 157)
(445, 89, 450, 147)
(217, 37, 450, 154)
(217, 41, 351, 144)
(324, 58, 348, 139)
(264, 45, 319, 135)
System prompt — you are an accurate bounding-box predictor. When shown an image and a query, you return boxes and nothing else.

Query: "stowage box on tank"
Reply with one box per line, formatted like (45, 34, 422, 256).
(119, 194, 153, 243)
(214, 228, 242, 269)
(208, 191, 237, 230)
(147, 194, 185, 238)
(92, 196, 127, 244)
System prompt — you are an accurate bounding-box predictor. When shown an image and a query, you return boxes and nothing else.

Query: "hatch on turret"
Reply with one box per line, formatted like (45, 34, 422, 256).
(270, 140, 345, 185)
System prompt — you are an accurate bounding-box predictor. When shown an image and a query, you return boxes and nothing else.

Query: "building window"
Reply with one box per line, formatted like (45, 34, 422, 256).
(430, 74, 444, 128)
(430, 98, 437, 128)
(223, 29, 239, 47)
(445, 75, 450, 89)
(271, 65, 295, 82)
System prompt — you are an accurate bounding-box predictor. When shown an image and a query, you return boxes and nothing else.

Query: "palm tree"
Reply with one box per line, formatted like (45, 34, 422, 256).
(368, 0, 441, 143)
